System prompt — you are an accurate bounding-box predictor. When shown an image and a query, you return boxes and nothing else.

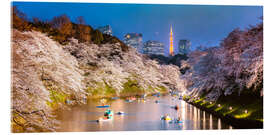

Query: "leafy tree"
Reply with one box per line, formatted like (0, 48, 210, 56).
(50, 14, 73, 43)
(11, 6, 126, 47)
(12, 6, 31, 31)
(75, 16, 92, 43)
(30, 17, 53, 33)
(92, 29, 104, 45)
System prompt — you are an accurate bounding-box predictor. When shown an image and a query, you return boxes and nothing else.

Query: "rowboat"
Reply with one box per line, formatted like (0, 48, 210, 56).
(96, 105, 110, 108)
(96, 117, 113, 122)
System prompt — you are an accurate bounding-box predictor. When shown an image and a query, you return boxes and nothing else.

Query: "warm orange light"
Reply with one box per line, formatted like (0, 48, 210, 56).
(169, 25, 174, 56)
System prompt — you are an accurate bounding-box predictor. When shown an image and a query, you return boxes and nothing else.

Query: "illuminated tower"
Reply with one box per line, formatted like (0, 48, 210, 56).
(169, 25, 174, 56)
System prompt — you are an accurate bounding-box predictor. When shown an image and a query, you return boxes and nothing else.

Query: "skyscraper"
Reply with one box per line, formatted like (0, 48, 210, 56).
(97, 25, 113, 36)
(143, 40, 164, 56)
(123, 33, 143, 52)
(169, 25, 174, 56)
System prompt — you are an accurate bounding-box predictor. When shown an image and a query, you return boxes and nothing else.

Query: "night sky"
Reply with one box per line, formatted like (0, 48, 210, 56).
(12, 2, 263, 56)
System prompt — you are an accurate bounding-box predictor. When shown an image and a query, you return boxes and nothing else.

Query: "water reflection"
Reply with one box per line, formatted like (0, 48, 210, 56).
(198, 109, 200, 129)
(218, 118, 221, 130)
(181, 100, 186, 130)
(203, 111, 206, 130)
(210, 114, 213, 129)
(56, 96, 233, 132)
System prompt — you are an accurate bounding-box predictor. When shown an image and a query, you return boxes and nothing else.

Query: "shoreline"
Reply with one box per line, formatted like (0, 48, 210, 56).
(183, 98, 263, 129)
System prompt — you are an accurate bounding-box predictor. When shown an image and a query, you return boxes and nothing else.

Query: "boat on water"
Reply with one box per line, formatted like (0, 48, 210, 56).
(125, 96, 136, 102)
(171, 105, 179, 110)
(160, 114, 172, 121)
(125, 99, 134, 103)
(141, 94, 147, 99)
(137, 98, 146, 103)
(116, 111, 125, 115)
(153, 92, 161, 97)
(160, 116, 183, 124)
(96, 117, 113, 122)
(96, 109, 114, 122)
(111, 97, 119, 100)
(96, 105, 110, 108)
(175, 120, 183, 123)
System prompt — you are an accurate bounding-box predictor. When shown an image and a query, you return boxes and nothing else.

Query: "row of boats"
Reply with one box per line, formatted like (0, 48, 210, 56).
(95, 92, 184, 123)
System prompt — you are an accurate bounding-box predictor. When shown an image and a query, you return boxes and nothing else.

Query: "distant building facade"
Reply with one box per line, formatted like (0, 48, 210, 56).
(97, 25, 112, 36)
(123, 33, 143, 52)
(178, 39, 191, 55)
(143, 40, 164, 56)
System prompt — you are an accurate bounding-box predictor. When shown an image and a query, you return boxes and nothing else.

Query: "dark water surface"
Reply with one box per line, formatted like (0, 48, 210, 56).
(56, 95, 233, 132)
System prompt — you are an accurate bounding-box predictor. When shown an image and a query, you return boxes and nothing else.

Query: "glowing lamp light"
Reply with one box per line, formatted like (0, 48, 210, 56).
(245, 110, 248, 114)
(229, 106, 233, 110)
(210, 102, 212, 104)
(218, 104, 221, 107)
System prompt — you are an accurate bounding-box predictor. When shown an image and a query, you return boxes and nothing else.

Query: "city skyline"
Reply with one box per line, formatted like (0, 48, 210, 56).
(12, 2, 263, 56)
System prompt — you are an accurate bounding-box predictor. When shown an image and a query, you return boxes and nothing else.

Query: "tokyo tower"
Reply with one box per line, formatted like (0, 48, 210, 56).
(169, 25, 174, 56)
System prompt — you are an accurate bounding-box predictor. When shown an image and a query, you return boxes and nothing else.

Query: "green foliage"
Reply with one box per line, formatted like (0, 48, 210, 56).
(86, 82, 117, 98)
(104, 83, 117, 96)
(86, 80, 167, 98)
(194, 97, 204, 103)
(156, 86, 167, 93)
(121, 79, 144, 96)
(214, 105, 224, 112)
(183, 95, 190, 100)
(206, 103, 215, 108)
(188, 94, 263, 122)
(47, 90, 67, 108)
(199, 101, 208, 106)
(42, 79, 68, 108)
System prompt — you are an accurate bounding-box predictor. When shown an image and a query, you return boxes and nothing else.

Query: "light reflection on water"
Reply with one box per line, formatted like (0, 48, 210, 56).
(203, 111, 206, 129)
(218, 118, 221, 130)
(56, 96, 233, 132)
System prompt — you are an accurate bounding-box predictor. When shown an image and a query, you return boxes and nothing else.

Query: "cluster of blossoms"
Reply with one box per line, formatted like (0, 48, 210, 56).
(180, 23, 263, 101)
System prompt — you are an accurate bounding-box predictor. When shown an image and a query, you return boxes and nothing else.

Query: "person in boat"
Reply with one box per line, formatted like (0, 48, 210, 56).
(177, 115, 182, 122)
(104, 109, 113, 119)
(174, 105, 179, 110)
(162, 114, 171, 121)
